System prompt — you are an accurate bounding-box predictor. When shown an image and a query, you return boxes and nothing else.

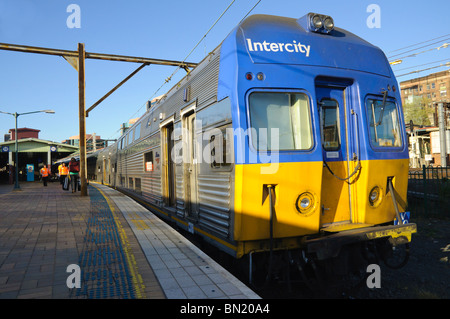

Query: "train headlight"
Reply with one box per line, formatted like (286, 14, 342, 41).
(323, 16, 334, 32)
(295, 192, 316, 215)
(311, 14, 323, 30)
(298, 13, 335, 34)
(369, 186, 382, 206)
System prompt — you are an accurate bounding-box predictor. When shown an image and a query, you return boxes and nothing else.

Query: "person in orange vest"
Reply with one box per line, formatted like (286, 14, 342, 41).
(58, 163, 63, 184)
(60, 163, 69, 186)
(40, 164, 50, 187)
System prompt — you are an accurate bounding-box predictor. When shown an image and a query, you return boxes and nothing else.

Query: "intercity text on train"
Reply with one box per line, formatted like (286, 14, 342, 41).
(246, 38, 311, 57)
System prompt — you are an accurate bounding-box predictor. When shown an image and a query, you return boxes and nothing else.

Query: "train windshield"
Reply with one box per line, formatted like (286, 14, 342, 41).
(366, 98, 402, 148)
(248, 92, 312, 151)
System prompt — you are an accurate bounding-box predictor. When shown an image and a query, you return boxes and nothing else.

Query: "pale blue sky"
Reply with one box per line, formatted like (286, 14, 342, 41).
(1, 0, 449, 143)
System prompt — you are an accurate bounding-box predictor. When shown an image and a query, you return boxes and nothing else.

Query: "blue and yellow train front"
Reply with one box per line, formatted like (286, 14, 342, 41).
(218, 13, 416, 259)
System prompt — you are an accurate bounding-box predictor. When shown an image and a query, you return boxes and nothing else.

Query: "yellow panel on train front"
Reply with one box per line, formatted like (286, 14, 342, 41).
(234, 162, 323, 241)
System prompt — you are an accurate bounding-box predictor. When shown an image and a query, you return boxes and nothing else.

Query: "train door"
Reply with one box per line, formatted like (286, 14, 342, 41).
(102, 158, 107, 184)
(161, 121, 176, 207)
(316, 85, 357, 228)
(183, 112, 199, 220)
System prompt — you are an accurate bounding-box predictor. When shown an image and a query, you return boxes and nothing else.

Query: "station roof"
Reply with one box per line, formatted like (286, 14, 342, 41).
(0, 138, 79, 153)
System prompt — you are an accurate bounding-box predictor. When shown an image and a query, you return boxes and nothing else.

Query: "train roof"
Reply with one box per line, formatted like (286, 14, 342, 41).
(225, 14, 391, 77)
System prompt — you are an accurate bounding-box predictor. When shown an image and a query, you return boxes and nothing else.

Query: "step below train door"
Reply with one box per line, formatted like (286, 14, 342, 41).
(316, 85, 356, 229)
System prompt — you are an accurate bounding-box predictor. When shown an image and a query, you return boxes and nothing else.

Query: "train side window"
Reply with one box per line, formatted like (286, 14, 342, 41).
(134, 123, 141, 141)
(248, 92, 312, 151)
(366, 98, 402, 148)
(209, 125, 232, 168)
(128, 130, 134, 145)
(144, 151, 154, 172)
(320, 99, 340, 151)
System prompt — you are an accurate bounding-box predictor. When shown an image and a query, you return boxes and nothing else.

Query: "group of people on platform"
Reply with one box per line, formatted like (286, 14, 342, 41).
(39, 157, 80, 193)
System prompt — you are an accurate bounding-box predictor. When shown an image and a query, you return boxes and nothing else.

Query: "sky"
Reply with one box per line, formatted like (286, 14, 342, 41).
(0, 0, 449, 144)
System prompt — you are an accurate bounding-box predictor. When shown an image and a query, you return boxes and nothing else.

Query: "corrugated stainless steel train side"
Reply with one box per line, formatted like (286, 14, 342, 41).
(89, 13, 417, 284)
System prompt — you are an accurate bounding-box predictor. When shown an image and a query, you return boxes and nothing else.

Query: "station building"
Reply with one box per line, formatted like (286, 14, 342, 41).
(0, 127, 78, 183)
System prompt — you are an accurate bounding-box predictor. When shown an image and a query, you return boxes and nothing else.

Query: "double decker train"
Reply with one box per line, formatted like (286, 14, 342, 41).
(86, 13, 417, 287)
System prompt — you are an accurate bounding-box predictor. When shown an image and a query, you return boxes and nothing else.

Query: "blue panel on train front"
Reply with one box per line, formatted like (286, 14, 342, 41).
(238, 15, 391, 77)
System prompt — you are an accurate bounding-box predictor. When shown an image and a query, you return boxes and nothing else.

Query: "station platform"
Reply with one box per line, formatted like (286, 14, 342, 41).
(0, 181, 259, 299)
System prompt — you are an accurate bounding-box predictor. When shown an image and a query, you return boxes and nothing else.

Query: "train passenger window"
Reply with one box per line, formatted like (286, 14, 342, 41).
(248, 92, 312, 151)
(209, 125, 232, 168)
(144, 151, 154, 172)
(366, 99, 402, 148)
(128, 130, 134, 145)
(320, 99, 340, 150)
(134, 123, 141, 141)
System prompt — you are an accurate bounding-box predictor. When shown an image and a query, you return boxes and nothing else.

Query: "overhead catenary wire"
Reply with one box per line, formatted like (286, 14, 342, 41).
(119, 0, 263, 138)
(105, 0, 247, 142)
(388, 39, 450, 60)
(395, 62, 450, 77)
(392, 58, 450, 72)
(387, 33, 450, 54)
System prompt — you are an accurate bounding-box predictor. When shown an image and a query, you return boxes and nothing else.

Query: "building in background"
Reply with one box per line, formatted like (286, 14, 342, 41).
(62, 133, 107, 152)
(0, 127, 78, 183)
(400, 70, 449, 105)
(400, 70, 450, 167)
(8, 127, 40, 140)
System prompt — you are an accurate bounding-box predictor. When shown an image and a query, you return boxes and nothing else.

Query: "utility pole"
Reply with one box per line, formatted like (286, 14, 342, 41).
(0, 41, 197, 197)
(438, 102, 447, 167)
(78, 43, 87, 196)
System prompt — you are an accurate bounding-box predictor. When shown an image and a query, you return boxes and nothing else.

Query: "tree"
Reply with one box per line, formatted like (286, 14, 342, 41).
(403, 96, 433, 126)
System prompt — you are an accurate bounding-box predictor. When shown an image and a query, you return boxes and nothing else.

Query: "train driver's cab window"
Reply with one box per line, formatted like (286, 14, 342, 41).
(248, 92, 312, 151)
(366, 98, 402, 148)
(320, 99, 340, 151)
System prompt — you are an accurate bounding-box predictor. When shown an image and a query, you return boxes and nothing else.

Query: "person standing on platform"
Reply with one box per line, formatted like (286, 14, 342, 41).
(68, 157, 80, 193)
(58, 163, 63, 184)
(60, 163, 69, 186)
(40, 164, 50, 187)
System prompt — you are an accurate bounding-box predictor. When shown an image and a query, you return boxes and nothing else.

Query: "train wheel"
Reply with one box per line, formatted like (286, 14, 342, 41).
(381, 242, 410, 269)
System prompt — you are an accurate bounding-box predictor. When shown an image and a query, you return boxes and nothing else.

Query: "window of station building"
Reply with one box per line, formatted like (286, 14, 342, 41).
(248, 92, 312, 151)
(432, 83, 435, 89)
(366, 98, 402, 148)
(144, 151, 154, 172)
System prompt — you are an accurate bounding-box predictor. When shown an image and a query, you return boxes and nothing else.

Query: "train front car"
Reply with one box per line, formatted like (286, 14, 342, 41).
(220, 14, 416, 283)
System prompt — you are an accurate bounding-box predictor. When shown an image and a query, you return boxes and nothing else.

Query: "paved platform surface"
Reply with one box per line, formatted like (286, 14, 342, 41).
(0, 181, 259, 299)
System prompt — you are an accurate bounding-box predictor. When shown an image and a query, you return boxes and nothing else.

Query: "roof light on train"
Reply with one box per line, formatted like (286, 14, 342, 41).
(298, 13, 335, 34)
(323, 16, 334, 32)
(311, 14, 323, 30)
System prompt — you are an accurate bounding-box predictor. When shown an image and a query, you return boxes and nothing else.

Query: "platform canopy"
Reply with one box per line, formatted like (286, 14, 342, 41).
(0, 138, 78, 153)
